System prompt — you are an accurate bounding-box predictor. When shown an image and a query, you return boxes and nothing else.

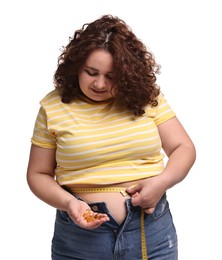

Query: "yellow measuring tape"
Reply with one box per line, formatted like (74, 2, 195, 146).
(68, 186, 148, 260)
(140, 208, 148, 260)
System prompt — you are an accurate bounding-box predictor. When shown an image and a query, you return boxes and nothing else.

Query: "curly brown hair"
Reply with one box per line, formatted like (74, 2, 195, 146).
(54, 15, 160, 116)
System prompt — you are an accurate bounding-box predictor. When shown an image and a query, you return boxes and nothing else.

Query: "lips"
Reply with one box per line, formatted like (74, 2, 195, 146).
(91, 88, 106, 94)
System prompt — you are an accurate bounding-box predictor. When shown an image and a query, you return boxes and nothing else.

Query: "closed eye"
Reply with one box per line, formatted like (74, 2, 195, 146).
(85, 69, 97, 76)
(84, 68, 113, 80)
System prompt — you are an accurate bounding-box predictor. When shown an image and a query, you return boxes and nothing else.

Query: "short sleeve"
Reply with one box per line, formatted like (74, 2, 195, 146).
(31, 106, 57, 149)
(154, 93, 176, 125)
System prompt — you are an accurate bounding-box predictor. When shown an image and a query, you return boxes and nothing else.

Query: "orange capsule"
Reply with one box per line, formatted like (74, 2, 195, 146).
(83, 209, 102, 222)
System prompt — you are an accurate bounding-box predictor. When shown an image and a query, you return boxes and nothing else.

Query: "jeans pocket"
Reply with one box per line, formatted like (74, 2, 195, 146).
(151, 194, 169, 220)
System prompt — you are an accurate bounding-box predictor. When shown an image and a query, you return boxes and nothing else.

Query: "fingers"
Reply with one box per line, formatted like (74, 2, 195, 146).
(126, 185, 142, 207)
(79, 209, 110, 229)
(128, 187, 156, 214)
(130, 192, 141, 207)
(83, 209, 109, 223)
(68, 200, 110, 229)
(126, 184, 140, 195)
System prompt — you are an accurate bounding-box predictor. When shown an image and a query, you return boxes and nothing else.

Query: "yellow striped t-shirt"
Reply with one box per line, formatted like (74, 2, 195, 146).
(31, 90, 176, 186)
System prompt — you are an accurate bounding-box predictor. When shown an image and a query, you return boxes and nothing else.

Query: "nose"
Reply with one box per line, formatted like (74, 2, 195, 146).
(94, 76, 106, 89)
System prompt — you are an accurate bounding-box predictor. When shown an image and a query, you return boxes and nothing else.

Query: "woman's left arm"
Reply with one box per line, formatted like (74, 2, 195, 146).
(157, 116, 196, 187)
(127, 117, 196, 213)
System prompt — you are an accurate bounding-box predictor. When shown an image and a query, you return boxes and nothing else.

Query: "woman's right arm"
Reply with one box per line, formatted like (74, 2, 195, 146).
(26, 144, 76, 210)
(26, 144, 109, 227)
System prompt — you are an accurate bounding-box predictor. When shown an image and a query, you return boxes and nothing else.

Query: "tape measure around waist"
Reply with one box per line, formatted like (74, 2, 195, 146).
(68, 186, 129, 196)
(67, 186, 148, 259)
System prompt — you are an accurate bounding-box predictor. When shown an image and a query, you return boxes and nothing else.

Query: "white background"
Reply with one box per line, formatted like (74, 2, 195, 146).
(1, 0, 221, 259)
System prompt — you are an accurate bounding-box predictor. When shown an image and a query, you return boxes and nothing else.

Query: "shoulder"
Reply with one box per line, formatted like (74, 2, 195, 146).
(155, 92, 174, 112)
(143, 93, 164, 116)
(153, 92, 165, 104)
(154, 92, 176, 124)
(144, 92, 175, 120)
(40, 89, 61, 106)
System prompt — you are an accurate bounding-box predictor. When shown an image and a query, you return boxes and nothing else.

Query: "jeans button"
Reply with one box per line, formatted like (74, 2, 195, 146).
(91, 205, 99, 211)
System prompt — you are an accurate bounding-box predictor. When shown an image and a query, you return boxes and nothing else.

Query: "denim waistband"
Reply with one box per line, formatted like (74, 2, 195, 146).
(71, 190, 166, 215)
(87, 198, 139, 215)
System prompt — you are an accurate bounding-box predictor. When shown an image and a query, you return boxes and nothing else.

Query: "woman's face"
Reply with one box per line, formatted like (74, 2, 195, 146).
(78, 49, 114, 102)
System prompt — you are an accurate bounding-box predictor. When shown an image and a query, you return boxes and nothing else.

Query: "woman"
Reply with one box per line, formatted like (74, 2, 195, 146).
(27, 15, 196, 260)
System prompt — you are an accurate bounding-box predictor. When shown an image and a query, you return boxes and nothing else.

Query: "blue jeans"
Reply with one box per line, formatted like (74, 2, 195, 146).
(51, 193, 178, 260)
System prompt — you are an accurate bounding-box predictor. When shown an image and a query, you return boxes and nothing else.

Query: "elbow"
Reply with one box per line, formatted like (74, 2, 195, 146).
(182, 141, 196, 171)
(190, 142, 197, 166)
